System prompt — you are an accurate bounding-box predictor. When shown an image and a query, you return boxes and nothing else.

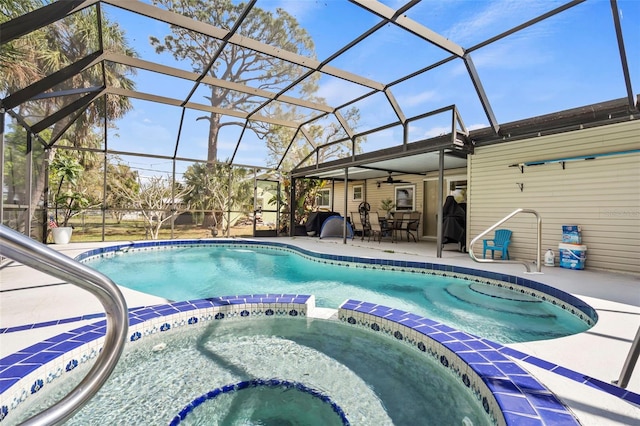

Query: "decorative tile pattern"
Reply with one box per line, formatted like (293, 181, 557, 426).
(168, 379, 350, 426)
(338, 299, 581, 426)
(1, 290, 637, 425)
(0, 294, 310, 423)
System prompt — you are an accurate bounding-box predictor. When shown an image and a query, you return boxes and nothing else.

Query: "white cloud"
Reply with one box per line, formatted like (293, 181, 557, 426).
(469, 39, 551, 72)
(445, 0, 561, 45)
(400, 90, 438, 108)
(467, 122, 489, 131)
(316, 78, 369, 106)
(419, 125, 451, 139)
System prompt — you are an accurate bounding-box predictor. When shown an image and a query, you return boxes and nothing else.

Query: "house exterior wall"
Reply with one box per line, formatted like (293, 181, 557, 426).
(329, 177, 424, 217)
(468, 120, 640, 274)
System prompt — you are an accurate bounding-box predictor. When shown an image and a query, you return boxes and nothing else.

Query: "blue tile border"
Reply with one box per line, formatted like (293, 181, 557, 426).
(75, 239, 597, 327)
(1, 293, 638, 425)
(1, 294, 508, 425)
(339, 299, 579, 426)
(0, 294, 312, 423)
(168, 379, 350, 426)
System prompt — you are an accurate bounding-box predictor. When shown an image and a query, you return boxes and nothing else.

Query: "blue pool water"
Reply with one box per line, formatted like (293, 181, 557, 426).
(85, 245, 592, 343)
(9, 318, 491, 425)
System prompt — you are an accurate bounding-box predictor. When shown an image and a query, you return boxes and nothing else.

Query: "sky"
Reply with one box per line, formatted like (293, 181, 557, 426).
(8, 0, 640, 179)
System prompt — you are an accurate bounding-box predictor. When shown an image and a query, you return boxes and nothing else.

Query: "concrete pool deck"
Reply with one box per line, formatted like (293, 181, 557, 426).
(1, 236, 639, 425)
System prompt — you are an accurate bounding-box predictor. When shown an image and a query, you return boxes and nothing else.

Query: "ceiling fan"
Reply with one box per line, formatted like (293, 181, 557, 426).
(377, 172, 410, 186)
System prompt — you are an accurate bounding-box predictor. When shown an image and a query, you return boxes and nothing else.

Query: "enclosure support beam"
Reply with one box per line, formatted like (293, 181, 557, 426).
(289, 177, 296, 237)
(26, 134, 33, 238)
(615, 325, 640, 389)
(436, 149, 444, 258)
(101, 96, 108, 242)
(226, 168, 232, 238)
(610, 0, 636, 110)
(41, 149, 50, 244)
(0, 111, 4, 231)
(0, 0, 95, 45)
(171, 160, 176, 239)
(343, 168, 349, 244)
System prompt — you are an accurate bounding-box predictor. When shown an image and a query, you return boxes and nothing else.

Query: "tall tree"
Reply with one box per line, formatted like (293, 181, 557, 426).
(182, 162, 253, 231)
(266, 106, 363, 173)
(149, 0, 365, 231)
(112, 176, 191, 240)
(150, 0, 318, 163)
(105, 159, 140, 224)
(264, 105, 364, 228)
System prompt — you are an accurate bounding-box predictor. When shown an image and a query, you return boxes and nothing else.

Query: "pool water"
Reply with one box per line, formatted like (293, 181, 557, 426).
(8, 318, 491, 426)
(85, 246, 591, 343)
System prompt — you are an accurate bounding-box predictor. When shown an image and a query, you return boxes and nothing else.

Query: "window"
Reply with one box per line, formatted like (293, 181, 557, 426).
(395, 185, 415, 211)
(316, 188, 331, 209)
(352, 185, 363, 201)
(448, 180, 467, 203)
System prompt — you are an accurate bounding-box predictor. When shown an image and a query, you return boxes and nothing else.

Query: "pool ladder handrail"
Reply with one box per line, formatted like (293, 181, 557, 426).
(614, 325, 640, 389)
(0, 225, 128, 426)
(468, 208, 542, 274)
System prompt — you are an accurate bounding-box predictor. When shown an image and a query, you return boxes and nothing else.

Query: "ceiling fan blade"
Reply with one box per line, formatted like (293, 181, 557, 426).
(379, 172, 410, 185)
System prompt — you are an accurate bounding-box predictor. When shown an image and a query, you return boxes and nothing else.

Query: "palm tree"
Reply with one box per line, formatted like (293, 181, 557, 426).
(0, 0, 47, 94)
(2, 3, 137, 237)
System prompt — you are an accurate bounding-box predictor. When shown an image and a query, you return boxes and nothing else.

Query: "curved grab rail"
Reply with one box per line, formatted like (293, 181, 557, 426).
(615, 325, 640, 389)
(468, 209, 542, 274)
(0, 225, 128, 426)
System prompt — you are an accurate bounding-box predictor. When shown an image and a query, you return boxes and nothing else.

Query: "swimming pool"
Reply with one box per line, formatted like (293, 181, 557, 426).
(80, 240, 596, 344)
(6, 317, 489, 425)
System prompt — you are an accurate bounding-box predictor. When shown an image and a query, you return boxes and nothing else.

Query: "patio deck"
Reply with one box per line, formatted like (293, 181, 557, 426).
(1, 236, 638, 425)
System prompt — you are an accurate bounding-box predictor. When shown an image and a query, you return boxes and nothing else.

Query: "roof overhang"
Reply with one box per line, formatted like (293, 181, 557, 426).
(292, 96, 638, 182)
(292, 134, 470, 181)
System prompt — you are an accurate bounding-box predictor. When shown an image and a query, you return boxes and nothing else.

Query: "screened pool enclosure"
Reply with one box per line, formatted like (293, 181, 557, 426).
(1, 0, 638, 242)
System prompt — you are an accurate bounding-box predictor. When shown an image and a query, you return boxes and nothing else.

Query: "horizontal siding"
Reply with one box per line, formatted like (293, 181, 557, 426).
(469, 120, 640, 274)
(332, 177, 426, 217)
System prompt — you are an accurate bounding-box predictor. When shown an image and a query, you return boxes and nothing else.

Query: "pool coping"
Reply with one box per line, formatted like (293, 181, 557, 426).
(2, 294, 577, 426)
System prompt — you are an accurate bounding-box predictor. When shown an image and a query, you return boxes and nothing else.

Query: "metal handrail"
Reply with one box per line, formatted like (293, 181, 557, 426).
(615, 325, 640, 389)
(468, 208, 542, 274)
(0, 225, 128, 426)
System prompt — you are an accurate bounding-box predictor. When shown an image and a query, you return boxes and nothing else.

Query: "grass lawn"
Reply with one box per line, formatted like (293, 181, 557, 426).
(54, 218, 257, 243)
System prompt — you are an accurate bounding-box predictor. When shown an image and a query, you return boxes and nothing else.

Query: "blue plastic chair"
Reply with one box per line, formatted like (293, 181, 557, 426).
(482, 229, 512, 260)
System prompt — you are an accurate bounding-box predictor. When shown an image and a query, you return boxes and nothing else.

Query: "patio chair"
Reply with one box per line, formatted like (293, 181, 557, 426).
(350, 211, 369, 240)
(482, 229, 512, 260)
(368, 212, 383, 243)
(406, 211, 421, 242)
(392, 212, 409, 242)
